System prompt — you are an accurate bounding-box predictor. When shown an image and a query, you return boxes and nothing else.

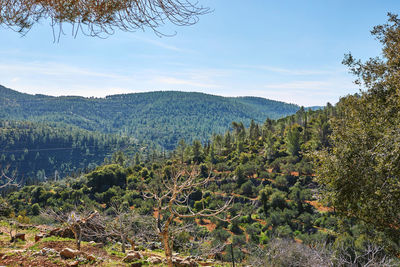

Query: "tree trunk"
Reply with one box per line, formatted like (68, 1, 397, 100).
(161, 231, 173, 267)
(121, 234, 126, 253)
(73, 225, 81, 250)
(78, 229, 82, 251)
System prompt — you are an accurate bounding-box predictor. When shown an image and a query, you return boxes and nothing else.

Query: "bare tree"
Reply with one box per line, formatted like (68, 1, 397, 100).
(254, 238, 397, 267)
(105, 201, 157, 253)
(0, 0, 210, 39)
(41, 208, 104, 250)
(334, 242, 397, 267)
(142, 164, 234, 267)
(0, 166, 20, 190)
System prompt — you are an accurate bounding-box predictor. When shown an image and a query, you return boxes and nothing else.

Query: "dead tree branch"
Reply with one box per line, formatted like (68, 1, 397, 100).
(0, 0, 211, 39)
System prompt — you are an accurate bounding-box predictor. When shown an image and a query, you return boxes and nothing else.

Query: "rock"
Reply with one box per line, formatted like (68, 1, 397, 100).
(15, 233, 25, 241)
(40, 247, 58, 256)
(123, 252, 143, 262)
(68, 261, 79, 267)
(147, 256, 162, 264)
(85, 253, 96, 262)
(174, 259, 197, 267)
(35, 233, 45, 242)
(60, 248, 80, 259)
(130, 263, 142, 267)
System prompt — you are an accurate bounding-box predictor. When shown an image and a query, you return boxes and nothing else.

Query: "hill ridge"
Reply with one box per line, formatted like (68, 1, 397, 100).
(0, 84, 302, 150)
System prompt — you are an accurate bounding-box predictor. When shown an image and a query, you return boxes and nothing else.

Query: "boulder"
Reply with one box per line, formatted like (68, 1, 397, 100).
(67, 261, 79, 267)
(123, 252, 143, 263)
(14, 233, 25, 241)
(174, 259, 198, 267)
(147, 256, 162, 264)
(60, 248, 80, 259)
(35, 233, 45, 242)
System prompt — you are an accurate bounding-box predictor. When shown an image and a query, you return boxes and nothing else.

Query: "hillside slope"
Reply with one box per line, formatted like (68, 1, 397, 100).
(0, 85, 300, 149)
(0, 120, 137, 183)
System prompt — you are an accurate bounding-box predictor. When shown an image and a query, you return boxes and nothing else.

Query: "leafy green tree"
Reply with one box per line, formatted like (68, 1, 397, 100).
(249, 120, 260, 140)
(285, 124, 302, 156)
(176, 139, 186, 163)
(235, 165, 246, 187)
(192, 140, 203, 163)
(315, 14, 400, 234)
(86, 164, 127, 193)
(240, 181, 254, 197)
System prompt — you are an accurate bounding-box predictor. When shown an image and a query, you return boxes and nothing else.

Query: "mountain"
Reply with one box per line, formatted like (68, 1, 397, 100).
(0, 85, 301, 149)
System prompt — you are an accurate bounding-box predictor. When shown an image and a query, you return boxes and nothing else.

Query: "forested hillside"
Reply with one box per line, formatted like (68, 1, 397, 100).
(0, 120, 137, 185)
(2, 104, 397, 266)
(0, 86, 301, 150)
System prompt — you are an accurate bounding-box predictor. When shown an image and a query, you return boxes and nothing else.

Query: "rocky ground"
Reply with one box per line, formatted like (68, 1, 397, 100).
(0, 223, 224, 267)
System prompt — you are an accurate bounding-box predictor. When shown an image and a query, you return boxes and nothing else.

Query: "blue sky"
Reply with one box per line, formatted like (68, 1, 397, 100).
(0, 0, 399, 106)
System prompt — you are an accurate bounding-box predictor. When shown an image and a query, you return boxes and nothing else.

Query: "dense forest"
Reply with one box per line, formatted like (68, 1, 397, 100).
(0, 88, 306, 183)
(0, 120, 138, 185)
(0, 87, 302, 150)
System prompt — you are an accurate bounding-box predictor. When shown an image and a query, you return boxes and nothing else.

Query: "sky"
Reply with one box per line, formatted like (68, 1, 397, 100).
(0, 0, 399, 106)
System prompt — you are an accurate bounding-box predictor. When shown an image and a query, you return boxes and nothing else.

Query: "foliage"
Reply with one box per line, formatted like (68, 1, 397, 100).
(315, 13, 400, 236)
(2, 93, 398, 263)
(0, 87, 300, 151)
(0, 120, 136, 184)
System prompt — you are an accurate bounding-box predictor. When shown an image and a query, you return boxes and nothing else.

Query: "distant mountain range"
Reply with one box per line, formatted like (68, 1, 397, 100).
(0, 85, 310, 149)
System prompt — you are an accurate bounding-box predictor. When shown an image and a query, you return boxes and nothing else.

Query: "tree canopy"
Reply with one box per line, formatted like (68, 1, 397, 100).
(315, 13, 400, 234)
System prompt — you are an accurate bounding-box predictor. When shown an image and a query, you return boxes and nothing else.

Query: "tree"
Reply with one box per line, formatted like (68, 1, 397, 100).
(176, 139, 186, 164)
(105, 201, 156, 253)
(0, 0, 210, 39)
(315, 13, 400, 235)
(141, 164, 234, 267)
(191, 139, 203, 163)
(285, 124, 301, 156)
(41, 208, 104, 250)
